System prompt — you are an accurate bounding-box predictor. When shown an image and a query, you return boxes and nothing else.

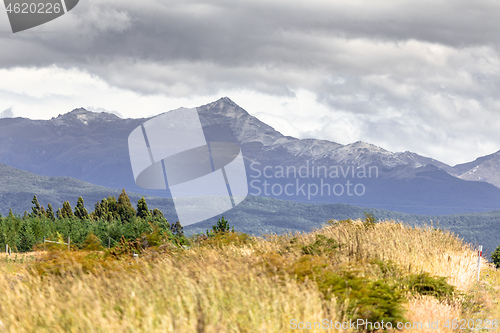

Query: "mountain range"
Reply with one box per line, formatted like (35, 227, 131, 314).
(1, 97, 500, 215)
(0, 97, 499, 253)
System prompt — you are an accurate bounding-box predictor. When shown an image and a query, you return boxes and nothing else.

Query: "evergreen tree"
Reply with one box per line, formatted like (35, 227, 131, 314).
(151, 208, 164, 219)
(56, 208, 63, 219)
(60, 201, 74, 218)
(18, 221, 36, 252)
(212, 216, 232, 234)
(46, 203, 55, 220)
(40, 205, 46, 217)
(117, 189, 135, 222)
(107, 196, 118, 219)
(170, 221, 184, 237)
(137, 197, 151, 219)
(30, 195, 42, 218)
(92, 197, 118, 221)
(8, 208, 14, 219)
(92, 199, 106, 220)
(74, 196, 89, 219)
(492, 244, 500, 269)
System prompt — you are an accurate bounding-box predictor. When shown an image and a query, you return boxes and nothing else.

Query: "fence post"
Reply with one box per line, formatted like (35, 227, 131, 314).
(476, 245, 483, 282)
(108, 237, 111, 249)
(68, 236, 70, 251)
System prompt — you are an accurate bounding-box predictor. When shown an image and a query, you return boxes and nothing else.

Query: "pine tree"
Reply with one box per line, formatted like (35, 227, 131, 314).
(151, 208, 164, 219)
(92, 199, 106, 220)
(19, 221, 36, 252)
(30, 195, 42, 217)
(107, 196, 118, 220)
(56, 208, 63, 219)
(46, 203, 55, 220)
(74, 196, 88, 219)
(60, 201, 74, 218)
(117, 189, 135, 222)
(212, 216, 231, 234)
(137, 197, 151, 219)
(170, 221, 184, 237)
(8, 208, 14, 219)
(492, 244, 500, 269)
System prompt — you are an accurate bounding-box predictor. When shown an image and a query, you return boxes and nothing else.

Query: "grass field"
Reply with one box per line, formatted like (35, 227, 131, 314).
(0, 219, 498, 332)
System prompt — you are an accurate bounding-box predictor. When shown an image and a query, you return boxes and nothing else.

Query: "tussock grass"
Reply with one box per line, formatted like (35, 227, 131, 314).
(0, 219, 496, 332)
(404, 296, 462, 333)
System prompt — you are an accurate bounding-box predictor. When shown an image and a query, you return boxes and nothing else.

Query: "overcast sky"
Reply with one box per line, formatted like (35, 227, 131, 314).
(1, 0, 500, 166)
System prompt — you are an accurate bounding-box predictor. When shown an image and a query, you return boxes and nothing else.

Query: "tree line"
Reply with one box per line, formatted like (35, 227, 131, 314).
(0, 189, 184, 252)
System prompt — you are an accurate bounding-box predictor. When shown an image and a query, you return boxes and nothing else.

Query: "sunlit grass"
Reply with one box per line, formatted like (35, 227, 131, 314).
(0, 219, 496, 332)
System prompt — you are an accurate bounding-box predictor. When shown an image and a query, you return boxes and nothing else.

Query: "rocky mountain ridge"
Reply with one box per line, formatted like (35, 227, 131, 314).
(1, 97, 500, 214)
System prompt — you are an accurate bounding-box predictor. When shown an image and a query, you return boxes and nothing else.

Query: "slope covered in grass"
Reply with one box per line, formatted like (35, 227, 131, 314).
(0, 219, 497, 332)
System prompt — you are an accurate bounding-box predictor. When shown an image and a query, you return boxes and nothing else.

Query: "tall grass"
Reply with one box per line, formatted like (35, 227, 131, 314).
(0, 219, 493, 332)
(0, 250, 337, 332)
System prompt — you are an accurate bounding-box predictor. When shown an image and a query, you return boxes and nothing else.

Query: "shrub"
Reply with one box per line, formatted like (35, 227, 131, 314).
(109, 236, 142, 258)
(405, 272, 455, 299)
(82, 232, 103, 251)
(207, 216, 233, 236)
(301, 234, 339, 256)
(288, 255, 406, 324)
(491, 244, 500, 269)
(198, 231, 253, 248)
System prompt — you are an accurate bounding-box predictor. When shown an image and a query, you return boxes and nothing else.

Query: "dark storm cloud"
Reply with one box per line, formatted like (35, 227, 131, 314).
(2, 0, 500, 94)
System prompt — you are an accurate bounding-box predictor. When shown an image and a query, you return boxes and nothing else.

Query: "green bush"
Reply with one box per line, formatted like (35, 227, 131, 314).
(207, 216, 233, 236)
(301, 234, 338, 256)
(405, 272, 455, 299)
(288, 255, 406, 324)
(491, 244, 500, 269)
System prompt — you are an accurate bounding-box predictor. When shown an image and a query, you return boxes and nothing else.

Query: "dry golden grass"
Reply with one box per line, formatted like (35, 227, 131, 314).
(403, 296, 462, 333)
(262, 220, 482, 292)
(0, 249, 340, 332)
(0, 219, 496, 332)
(329, 220, 481, 292)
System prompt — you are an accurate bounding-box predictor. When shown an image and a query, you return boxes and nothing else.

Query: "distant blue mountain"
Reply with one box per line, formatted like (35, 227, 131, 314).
(1, 97, 500, 215)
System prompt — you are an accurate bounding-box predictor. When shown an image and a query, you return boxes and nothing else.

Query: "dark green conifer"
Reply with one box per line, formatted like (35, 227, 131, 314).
(46, 203, 55, 220)
(137, 197, 151, 219)
(492, 244, 500, 269)
(117, 189, 135, 222)
(30, 195, 42, 217)
(170, 221, 184, 237)
(60, 201, 74, 218)
(74, 196, 88, 219)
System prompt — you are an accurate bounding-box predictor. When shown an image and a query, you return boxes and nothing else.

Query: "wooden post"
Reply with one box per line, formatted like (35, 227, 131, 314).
(108, 237, 111, 249)
(68, 236, 70, 251)
(476, 245, 482, 282)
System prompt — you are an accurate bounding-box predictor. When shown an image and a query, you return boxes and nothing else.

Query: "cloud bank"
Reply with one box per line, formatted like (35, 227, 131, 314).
(1, 0, 500, 165)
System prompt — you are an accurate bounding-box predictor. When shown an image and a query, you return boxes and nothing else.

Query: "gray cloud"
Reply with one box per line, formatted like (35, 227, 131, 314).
(2, 0, 500, 165)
